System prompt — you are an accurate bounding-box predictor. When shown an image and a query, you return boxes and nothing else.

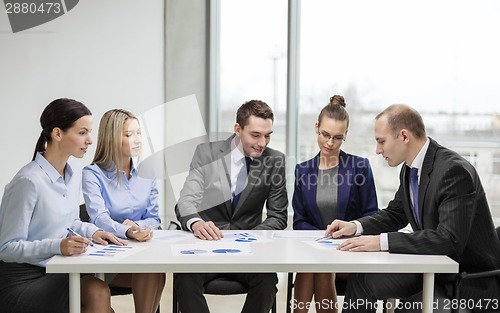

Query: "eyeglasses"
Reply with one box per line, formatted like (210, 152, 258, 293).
(319, 130, 345, 142)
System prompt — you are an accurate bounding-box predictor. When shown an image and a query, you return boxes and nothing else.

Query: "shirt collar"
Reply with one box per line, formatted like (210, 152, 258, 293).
(34, 152, 74, 183)
(231, 137, 247, 165)
(409, 137, 430, 173)
(102, 158, 138, 179)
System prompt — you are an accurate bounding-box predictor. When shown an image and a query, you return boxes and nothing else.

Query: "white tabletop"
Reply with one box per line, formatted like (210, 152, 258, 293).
(47, 230, 457, 274)
(46, 230, 458, 313)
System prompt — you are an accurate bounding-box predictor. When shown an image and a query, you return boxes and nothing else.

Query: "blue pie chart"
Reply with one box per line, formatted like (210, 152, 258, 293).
(235, 237, 256, 242)
(212, 249, 241, 254)
(318, 240, 339, 246)
(180, 249, 208, 254)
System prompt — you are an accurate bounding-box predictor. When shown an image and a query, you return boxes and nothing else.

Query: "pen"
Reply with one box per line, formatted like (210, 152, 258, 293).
(131, 223, 163, 234)
(66, 227, 94, 247)
(315, 235, 333, 241)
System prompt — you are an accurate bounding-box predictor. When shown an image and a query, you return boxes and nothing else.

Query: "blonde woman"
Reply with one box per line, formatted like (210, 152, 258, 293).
(83, 109, 165, 313)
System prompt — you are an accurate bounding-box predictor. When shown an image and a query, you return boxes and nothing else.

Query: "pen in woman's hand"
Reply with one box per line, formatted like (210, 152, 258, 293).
(66, 227, 94, 247)
(131, 223, 163, 234)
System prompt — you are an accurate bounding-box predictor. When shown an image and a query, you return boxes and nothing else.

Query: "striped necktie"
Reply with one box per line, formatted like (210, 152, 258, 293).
(409, 167, 420, 226)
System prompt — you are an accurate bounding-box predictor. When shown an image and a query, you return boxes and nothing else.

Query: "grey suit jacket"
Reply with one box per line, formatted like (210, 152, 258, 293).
(358, 138, 500, 274)
(175, 134, 288, 231)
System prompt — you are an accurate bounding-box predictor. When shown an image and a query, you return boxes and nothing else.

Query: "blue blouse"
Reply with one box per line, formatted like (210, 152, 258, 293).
(82, 162, 161, 239)
(0, 153, 99, 267)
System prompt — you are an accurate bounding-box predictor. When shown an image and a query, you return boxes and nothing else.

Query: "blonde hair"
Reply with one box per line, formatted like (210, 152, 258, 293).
(92, 109, 139, 179)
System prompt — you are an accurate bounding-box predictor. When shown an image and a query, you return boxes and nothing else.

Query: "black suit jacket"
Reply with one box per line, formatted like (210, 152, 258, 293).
(359, 138, 500, 278)
(175, 135, 288, 231)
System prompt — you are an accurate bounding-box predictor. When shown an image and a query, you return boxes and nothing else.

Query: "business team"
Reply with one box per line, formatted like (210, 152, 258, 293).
(1, 98, 499, 313)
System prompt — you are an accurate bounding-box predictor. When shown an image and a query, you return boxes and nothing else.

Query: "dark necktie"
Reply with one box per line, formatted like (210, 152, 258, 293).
(231, 156, 251, 211)
(409, 167, 420, 226)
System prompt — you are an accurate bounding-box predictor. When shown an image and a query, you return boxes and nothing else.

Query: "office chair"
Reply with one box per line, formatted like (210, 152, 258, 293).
(448, 226, 500, 313)
(79, 204, 160, 313)
(172, 274, 277, 313)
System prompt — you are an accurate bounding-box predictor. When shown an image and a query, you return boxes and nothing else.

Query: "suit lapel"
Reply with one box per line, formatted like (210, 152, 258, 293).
(218, 136, 234, 217)
(307, 155, 323, 228)
(418, 139, 437, 229)
(404, 139, 438, 230)
(337, 151, 349, 219)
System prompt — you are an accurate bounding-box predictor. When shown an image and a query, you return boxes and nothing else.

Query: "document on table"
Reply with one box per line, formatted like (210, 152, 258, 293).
(171, 242, 253, 256)
(73, 244, 147, 260)
(220, 231, 270, 243)
(304, 238, 348, 250)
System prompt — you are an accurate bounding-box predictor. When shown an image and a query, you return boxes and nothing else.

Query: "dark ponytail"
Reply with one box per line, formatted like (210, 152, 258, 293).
(32, 98, 92, 160)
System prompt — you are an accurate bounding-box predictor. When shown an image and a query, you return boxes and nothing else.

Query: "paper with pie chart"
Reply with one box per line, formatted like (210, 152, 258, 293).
(171, 242, 253, 256)
(74, 244, 147, 260)
(220, 231, 271, 243)
(305, 238, 348, 250)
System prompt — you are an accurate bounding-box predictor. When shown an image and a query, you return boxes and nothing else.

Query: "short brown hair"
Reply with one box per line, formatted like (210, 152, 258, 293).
(376, 104, 426, 139)
(236, 100, 274, 128)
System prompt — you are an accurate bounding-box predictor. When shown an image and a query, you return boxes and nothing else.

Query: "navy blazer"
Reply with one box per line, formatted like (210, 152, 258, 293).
(292, 151, 379, 230)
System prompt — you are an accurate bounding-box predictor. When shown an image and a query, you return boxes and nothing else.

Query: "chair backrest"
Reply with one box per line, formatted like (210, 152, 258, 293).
(168, 220, 181, 230)
(80, 204, 90, 223)
(204, 277, 249, 295)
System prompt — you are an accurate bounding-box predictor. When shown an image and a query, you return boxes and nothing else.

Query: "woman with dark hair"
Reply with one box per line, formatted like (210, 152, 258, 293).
(83, 109, 165, 313)
(292, 95, 379, 313)
(0, 98, 125, 313)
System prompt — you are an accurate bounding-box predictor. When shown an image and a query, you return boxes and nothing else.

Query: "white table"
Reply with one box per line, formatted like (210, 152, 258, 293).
(46, 230, 458, 313)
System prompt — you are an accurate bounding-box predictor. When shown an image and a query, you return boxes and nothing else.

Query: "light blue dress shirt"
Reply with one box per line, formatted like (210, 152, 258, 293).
(0, 153, 99, 267)
(82, 161, 161, 239)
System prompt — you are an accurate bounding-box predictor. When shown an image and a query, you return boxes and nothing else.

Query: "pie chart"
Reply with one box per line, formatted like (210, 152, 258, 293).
(212, 249, 241, 254)
(180, 249, 208, 255)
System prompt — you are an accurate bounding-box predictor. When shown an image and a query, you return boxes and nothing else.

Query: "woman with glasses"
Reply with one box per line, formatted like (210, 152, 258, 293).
(82, 109, 165, 313)
(291, 95, 378, 313)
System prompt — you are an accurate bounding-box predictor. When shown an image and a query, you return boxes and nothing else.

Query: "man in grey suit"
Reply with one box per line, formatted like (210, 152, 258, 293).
(325, 104, 500, 312)
(174, 100, 288, 313)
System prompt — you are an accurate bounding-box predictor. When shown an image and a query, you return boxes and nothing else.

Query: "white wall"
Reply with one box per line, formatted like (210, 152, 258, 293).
(0, 1, 165, 213)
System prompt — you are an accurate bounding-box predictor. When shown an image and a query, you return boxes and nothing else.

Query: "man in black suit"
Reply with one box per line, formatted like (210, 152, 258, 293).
(174, 100, 288, 313)
(325, 104, 500, 312)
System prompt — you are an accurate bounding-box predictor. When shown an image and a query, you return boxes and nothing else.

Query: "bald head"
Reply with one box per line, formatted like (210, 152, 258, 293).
(375, 104, 426, 139)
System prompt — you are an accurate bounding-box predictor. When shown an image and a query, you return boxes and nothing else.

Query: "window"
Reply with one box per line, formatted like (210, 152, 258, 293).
(218, 0, 500, 222)
(493, 153, 500, 176)
(219, 0, 288, 154)
(298, 0, 500, 210)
